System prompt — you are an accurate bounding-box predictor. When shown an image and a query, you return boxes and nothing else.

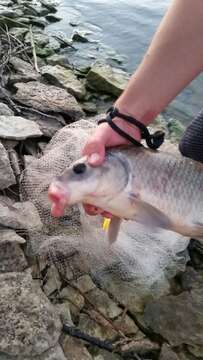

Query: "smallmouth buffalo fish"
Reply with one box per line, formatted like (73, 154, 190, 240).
(48, 146, 203, 243)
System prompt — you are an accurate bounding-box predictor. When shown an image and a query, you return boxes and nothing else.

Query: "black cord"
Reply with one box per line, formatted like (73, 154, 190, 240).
(98, 106, 165, 150)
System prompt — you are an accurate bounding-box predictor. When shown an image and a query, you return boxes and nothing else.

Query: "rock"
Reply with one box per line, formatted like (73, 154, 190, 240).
(72, 30, 89, 43)
(0, 271, 62, 357)
(180, 267, 203, 291)
(71, 274, 96, 293)
(0, 102, 14, 116)
(35, 46, 55, 58)
(47, 37, 61, 52)
(59, 285, 85, 314)
(36, 344, 67, 360)
(121, 338, 160, 358)
(46, 53, 71, 68)
(54, 302, 74, 325)
(61, 336, 93, 360)
(45, 14, 61, 22)
(0, 229, 27, 272)
(87, 63, 129, 96)
(1, 139, 18, 149)
(24, 31, 50, 47)
(14, 81, 84, 119)
(40, 0, 57, 13)
(93, 350, 122, 360)
(85, 288, 122, 319)
(113, 313, 139, 336)
(79, 313, 117, 341)
(43, 265, 62, 296)
(0, 7, 23, 18)
(0, 200, 42, 231)
(82, 101, 97, 114)
(9, 27, 28, 40)
(0, 142, 16, 190)
(144, 286, 203, 347)
(187, 344, 203, 357)
(41, 65, 86, 99)
(159, 344, 180, 360)
(0, 116, 42, 140)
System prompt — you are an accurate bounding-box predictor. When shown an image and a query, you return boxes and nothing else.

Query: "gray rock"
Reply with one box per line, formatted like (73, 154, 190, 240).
(113, 313, 139, 336)
(79, 313, 117, 341)
(41, 65, 86, 99)
(94, 350, 122, 360)
(61, 336, 93, 360)
(46, 14, 61, 22)
(0, 142, 16, 189)
(24, 31, 50, 47)
(144, 286, 203, 347)
(0, 229, 27, 272)
(85, 288, 122, 319)
(0, 271, 62, 357)
(0, 116, 42, 140)
(40, 0, 57, 13)
(0, 200, 42, 231)
(1, 139, 18, 149)
(87, 62, 129, 96)
(54, 302, 74, 325)
(0, 102, 14, 116)
(9, 56, 40, 83)
(43, 265, 62, 296)
(71, 274, 96, 293)
(14, 81, 84, 119)
(9, 27, 28, 41)
(0, 7, 23, 18)
(159, 344, 180, 360)
(47, 37, 61, 52)
(46, 54, 71, 68)
(34, 344, 66, 360)
(59, 285, 85, 313)
(187, 344, 203, 357)
(72, 30, 89, 43)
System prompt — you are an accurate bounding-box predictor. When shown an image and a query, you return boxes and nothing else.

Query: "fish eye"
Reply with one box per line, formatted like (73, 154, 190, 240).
(73, 163, 87, 174)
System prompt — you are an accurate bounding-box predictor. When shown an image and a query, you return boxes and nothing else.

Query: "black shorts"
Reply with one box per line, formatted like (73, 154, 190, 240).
(179, 109, 203, 164)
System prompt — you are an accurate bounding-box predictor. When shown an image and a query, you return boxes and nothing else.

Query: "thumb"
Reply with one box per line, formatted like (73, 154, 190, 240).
(82, 126, 108, 166)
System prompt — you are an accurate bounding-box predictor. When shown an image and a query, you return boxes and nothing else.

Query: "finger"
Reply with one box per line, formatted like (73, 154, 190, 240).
(82, 125, 109, 166)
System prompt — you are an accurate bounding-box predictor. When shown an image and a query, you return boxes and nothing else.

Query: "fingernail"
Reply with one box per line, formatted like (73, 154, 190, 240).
(88, 153, 101, 164)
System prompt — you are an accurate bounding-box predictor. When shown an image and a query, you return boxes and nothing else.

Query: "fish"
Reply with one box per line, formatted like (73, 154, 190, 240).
(48, 146, 203, 243)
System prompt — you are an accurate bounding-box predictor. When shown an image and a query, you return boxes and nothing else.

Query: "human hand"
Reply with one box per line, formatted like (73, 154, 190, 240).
(82, 117, 141, 216)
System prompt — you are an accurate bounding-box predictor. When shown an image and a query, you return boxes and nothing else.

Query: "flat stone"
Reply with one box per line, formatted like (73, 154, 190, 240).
(159, 344, 180, 360)
(0, 102, 14, 116)
(0, 142, 16, 189)
(113, 313, 139, 336)
(87, 62, 129, 96)
(59, 286, 85, 312)
(0, 116, 42, 140)
(144, 286, 203, 347)
(0, 229, 27, 272)
(46, 54, 71, 69)
(14, 81, 84, 119)
(79, 313, 117, 341)
(43, 265, 62, 296)
(61, 336, 93, 360)
(0, 200, 42, 232)
(85, 288, 122, 319)
(0, 271, 62, 357)
(41, 65, 86, 99)
(9, 56, 40, 83)
(71, 274, 96, 293)
(24, 31, 50, 47)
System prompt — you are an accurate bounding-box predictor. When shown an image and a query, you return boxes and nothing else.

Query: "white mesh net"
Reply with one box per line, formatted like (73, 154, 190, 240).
(21, 118, 190, 308)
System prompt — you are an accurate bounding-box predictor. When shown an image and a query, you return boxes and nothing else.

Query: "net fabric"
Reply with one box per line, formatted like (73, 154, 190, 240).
(21, 118, 189, 302)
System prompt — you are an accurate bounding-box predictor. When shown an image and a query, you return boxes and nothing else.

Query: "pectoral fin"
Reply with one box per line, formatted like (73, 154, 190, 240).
(108, 216, 122, 244)
(130, 197, 203, 239)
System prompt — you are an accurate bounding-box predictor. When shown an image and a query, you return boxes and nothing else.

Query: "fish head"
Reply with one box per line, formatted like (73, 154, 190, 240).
(48, 151, 129, 217)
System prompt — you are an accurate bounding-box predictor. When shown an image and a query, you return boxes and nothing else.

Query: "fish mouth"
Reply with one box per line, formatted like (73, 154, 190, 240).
(48, 182, 70, 217)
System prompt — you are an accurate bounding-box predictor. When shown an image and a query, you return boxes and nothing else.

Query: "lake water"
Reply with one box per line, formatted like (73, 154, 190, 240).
(48, 0, 203, 124)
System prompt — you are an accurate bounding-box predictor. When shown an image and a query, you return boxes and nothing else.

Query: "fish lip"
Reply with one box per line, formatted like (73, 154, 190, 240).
(48, 182, 70, 205)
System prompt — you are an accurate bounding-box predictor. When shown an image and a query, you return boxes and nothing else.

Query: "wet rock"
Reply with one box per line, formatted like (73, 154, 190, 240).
(0, 200, 42, 231)
(0, 116, 42, 140)
(61, 336, 93, 360)
(46, 53, 71, 68)
(0, 229, 27, 272)
(159, 344, 180, 360)
(85, 288, 122, 319)
(71, 274, 96, 293)
(0, 271, 62, 357)
(79, 313, 117, 341)
(46, 14, 61, 22)
(0, 102, 14, 116)
(72, 30, 89, 43)
(41, 65, 86, 99)
(24, 31, 50, 47)
(144, 286, 203, 347)
(113, 313, 139, 336)
(14, 81, 84, 119)
(43, 265, 62, 296)
(0, 142, 16, 189)
(87, 63, 129, 96)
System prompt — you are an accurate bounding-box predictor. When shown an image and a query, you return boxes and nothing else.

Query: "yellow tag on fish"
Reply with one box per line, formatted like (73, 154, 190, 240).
(102, 217, 111, 232)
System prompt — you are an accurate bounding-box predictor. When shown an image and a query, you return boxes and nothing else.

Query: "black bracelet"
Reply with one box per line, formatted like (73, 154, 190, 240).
(98, 106, 165, 150)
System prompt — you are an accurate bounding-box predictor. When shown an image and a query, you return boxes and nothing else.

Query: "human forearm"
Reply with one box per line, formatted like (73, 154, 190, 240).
(116, 0, 203, 124)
